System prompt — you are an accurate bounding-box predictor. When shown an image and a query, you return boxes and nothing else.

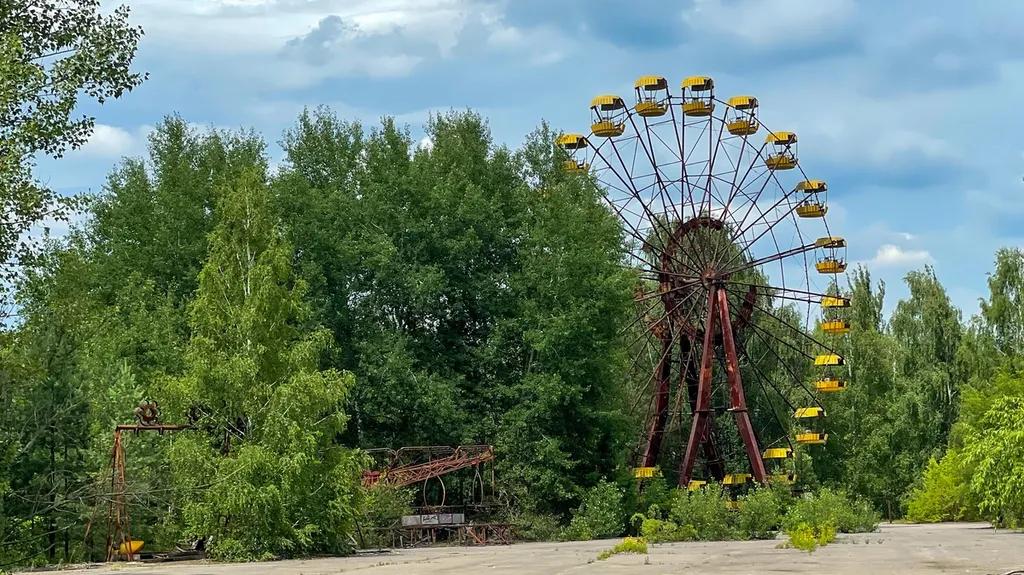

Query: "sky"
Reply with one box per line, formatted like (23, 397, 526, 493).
(35, 0, 1024, 318)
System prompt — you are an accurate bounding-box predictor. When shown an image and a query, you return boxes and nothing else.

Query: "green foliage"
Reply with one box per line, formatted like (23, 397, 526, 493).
(737, 487, 784, 539)
(785, 521, 836, 552)
(356, 484, 413, 548)
(962, 396, 1024, 527)
(0, 0, 145, 309)
(596, 536, 647, 561)
(783, 489, 878, 536)
(164, 165, 361, 560)
(668, 485, 736, 541)
(906, 454, 977, 522)
(562, 480, 625, 540)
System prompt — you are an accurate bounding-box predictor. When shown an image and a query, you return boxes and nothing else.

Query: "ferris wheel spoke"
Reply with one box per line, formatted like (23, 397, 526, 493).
(627, 111, 682, 226)
(724, 280, 841, 304)
(668, 102, 699, 222)
(723, 241, 818, 277)
(593, 141, 705, 278)
(740, 318, 824, 410)
(720, 283, 838, 356)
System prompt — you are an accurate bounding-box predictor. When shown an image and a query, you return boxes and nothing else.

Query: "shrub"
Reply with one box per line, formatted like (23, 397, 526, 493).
(510, 511, 562, 542)
(784, 520, 836, 553)
(596, 536, 648, 560)
(631, 507, 698, 543)
(668, 484, 738, 540)
(737, 487, 783, 539)
(784, 488, 878, 535)
(907, 454, 978, 523)
(562, 479, 625, 540)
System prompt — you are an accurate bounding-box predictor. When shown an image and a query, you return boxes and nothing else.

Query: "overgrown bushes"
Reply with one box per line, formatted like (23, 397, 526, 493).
(561, 480, 626, 540)
(567, 479, 877, 550)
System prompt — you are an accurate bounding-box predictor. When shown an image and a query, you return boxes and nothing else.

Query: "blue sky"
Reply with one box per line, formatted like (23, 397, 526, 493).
(36, 0, 1024, 318)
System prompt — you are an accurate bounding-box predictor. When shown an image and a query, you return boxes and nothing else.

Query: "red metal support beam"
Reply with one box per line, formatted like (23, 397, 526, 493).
(679, 287, 719, 485)
(717, 288, 768, 483)
(640, 335, 673, 467)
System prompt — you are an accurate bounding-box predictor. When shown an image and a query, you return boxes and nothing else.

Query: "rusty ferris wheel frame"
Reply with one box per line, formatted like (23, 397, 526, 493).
(556, 75, 851, 487)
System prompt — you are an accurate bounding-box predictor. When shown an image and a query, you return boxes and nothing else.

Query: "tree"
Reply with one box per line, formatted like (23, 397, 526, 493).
(980, 248, 1024, 357)
(165, 165, 360, 560)
(0, 0, 145, 314)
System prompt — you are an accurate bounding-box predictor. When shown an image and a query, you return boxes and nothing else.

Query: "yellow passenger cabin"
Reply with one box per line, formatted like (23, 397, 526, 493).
(796, 432, 828, 445)
(723, 473, 751, 486)
(726, 95, 759, 135)
(814, 377, 847, 393)
(820, 296, 851, 309)
(681, 76, 715, 117)
(797, 201, 827, 218)
(763, 447, 793, 459)
(590, 95, 626, 137)
(765, 131, 797, 170)
(687, 480, 708, 492)
(794, 407, 825, 419)
(555, 133, 589, 172)
(821, 319, 850, 334)
(634, 75, 669, 117)
(814, 354, 844, 367)
(816, 257, 847, 274)
(633, 466, 657, 479)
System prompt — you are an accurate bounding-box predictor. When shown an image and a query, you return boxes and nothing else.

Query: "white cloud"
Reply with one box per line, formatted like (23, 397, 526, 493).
(868, 244, 932, 268)
(77, 124, 136, 158)
(685, 0, 855, 47)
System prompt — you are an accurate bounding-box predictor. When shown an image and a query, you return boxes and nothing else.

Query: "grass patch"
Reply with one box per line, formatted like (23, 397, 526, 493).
(596, 536, 648, 560)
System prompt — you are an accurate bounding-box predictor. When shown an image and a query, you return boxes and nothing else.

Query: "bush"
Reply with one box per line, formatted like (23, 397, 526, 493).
(737, 487, 784, 539)
(596, 536, 648, 560)
(510, 511, 562, 542)
(907, 454, 977, 522)
(784, 488, 878, 535)
(631, 506, 698, 543)
(785, 521, 835, 552)
(562, 479, 625, 540)
(668, 484, 738, 540)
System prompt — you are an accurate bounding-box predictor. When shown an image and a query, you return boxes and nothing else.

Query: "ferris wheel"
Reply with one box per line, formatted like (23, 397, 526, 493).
(556, 75, 852, 489)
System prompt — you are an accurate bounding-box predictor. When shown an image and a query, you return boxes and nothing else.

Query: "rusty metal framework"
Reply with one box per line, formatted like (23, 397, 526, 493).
(362, 445, 495, 489)
(105, 402, 189, 562)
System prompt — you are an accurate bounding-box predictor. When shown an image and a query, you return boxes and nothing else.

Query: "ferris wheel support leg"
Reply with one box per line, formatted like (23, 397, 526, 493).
(716, 288, 768, 484)
(679, 288, 719, 486)
(641, 335, 673, 468)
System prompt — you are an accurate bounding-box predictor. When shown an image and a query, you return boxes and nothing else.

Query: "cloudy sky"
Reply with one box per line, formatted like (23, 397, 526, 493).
(36, 0, 1024, 317)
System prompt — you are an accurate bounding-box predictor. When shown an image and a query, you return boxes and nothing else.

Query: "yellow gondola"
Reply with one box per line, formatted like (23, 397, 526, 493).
(634, 75, 669, 117)
(821, 319, 850, 334)
(763, 447, 793, 459)
(814, 377, 847, 392)
(816, 257, 847, 274)
(769, 473, 797, 484)
(633, 466, 657, 479)
(723, 473, 751, 485)
(687, 479, 708, 492)
(765, 131, 797, 170)
(726, 95, 759, 135)
(555, 133, 590, 172)
(814, 354, 844, 366)
(797, 202, 827, 218)
(794, 407, 827, 445)
(796, 432, 828, 445)
(681, 76, 714, 117)
(590, 95, 626, 137)
(820, 296, 850, 308)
